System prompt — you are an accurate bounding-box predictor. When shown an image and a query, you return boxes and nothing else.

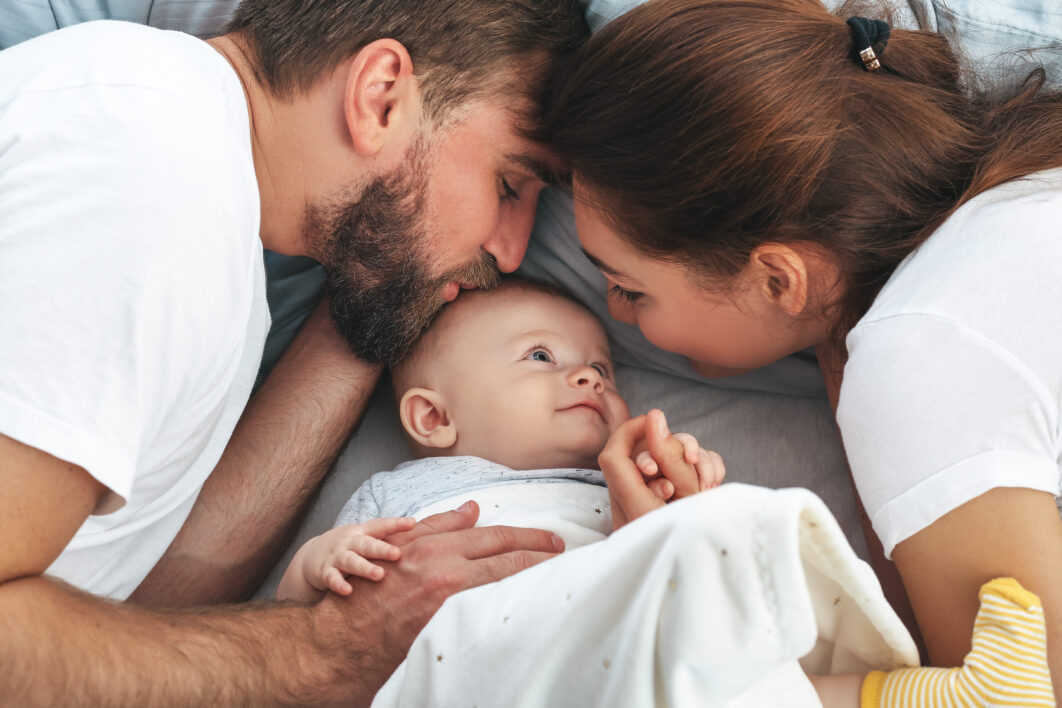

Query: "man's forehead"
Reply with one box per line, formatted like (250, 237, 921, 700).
(504, 149, 560, 185)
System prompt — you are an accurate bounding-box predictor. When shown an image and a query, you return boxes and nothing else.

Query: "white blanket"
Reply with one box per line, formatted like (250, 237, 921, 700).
(373, 484, 919, 708)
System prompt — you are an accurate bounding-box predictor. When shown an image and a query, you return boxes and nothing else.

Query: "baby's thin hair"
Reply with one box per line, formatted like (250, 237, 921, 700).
(390, 274, 583, 396)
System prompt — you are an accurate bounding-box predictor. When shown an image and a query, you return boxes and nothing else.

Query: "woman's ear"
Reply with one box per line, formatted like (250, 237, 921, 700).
(399, 388, 457, 449)
(748, 243, 810, 316)
(343, 38, 417, 157)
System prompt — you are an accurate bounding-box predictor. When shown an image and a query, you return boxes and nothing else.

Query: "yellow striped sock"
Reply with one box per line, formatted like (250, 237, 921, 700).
(861, 578, 1055, 708)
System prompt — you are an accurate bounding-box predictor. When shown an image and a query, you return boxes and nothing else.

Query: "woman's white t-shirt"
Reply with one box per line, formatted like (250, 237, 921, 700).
(838, 168, 1062, 557)
(0, 22, 268, 598)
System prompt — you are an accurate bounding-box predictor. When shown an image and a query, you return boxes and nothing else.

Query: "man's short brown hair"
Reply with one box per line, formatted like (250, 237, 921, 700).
(227, 0, 588, 125)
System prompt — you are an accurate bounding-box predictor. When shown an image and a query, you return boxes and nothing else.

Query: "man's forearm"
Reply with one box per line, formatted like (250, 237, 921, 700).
(134, 303, 381, 606)
(2, 576, 357, 707)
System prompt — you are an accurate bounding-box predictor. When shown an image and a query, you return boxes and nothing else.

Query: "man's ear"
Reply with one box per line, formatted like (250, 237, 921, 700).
(343, 38, 417, 157)
(399, 388, 457, 449)
(747, 243, 810, 316)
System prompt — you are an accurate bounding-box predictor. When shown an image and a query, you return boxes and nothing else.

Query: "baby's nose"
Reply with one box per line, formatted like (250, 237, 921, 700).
(569, 366, 605, 392)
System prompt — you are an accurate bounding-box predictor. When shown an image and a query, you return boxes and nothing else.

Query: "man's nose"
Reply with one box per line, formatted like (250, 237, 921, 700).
(484, 209, 535, 273)
(568, 365, 605, 393)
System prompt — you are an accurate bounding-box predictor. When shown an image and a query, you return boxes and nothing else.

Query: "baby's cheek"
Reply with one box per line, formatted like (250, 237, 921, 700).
(607, 396, 632, 432)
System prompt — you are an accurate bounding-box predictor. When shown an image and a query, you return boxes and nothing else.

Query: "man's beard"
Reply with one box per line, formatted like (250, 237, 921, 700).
(305, 138, 500, 365)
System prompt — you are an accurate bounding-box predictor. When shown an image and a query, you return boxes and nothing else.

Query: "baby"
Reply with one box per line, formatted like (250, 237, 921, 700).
(278, 276, 723, 601)
(279, 279, 1054, 708)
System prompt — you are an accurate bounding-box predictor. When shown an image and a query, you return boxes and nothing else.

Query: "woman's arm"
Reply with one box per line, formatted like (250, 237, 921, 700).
(892, 486, 1062, 697)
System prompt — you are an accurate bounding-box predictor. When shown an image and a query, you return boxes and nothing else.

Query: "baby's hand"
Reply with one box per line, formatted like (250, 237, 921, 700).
(635, 432, 726, 500)
(634, 411, 726, 501)
(277, 516, 415, 602)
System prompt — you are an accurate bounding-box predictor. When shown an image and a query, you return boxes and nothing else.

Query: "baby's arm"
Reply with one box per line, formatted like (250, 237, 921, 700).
(276, 517, 415, 603)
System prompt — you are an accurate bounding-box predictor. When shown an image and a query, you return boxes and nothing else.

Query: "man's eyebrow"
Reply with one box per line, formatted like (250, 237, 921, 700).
(506, 152, 556, 185)
(580, 248, 624, 279)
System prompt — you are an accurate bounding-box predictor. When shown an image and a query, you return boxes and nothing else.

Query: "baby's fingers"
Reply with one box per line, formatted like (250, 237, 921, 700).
(635, 450, 658, 477)
(695, 449, 727, 490)
(359, 516, 416, 538)
(648, 477, 674, 501)
(323, 567, 354, 595)
(336, 551, 386, 582)
(672, 433, 701, 465)
(347, 534, 402, 562)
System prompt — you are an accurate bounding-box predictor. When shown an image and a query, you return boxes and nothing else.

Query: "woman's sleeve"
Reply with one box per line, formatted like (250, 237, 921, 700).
(837, 313, 1059, 557)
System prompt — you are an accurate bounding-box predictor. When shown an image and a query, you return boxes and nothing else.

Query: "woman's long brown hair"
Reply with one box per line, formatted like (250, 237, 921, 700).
(544, 0, 1062, 332)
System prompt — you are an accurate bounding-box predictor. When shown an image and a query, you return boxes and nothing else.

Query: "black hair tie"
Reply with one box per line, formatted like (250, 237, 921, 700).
(847, 16, 890, 72)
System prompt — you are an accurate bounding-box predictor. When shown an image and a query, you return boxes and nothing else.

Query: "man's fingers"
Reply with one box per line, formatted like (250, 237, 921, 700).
(439, 524, 564, 561)
(385, 502, 480, 545)
(457, 550, 560, 588)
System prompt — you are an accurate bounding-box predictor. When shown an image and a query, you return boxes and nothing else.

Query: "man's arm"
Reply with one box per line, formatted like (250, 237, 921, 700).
(133, 299, 379, 606)
(1, 434, 561, 705)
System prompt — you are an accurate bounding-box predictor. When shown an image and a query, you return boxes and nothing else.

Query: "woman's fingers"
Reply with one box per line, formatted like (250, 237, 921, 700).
(644, 410, 700, 498)
(600, 415, 665, 527)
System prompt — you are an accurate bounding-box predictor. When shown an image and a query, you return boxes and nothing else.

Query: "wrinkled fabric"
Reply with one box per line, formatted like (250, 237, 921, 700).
(374, 484, 918, 708)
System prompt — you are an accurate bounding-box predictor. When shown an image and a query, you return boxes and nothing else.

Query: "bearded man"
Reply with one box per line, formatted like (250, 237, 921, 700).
(0, 0, 586, 703)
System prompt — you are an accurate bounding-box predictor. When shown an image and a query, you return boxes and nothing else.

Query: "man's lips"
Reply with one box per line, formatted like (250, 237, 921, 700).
(441, 282, 480, 302)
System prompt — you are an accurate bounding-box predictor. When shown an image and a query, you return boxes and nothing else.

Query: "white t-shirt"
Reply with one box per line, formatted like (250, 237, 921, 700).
(838, 169, 1062, 557)
(0, 21, 268, 599)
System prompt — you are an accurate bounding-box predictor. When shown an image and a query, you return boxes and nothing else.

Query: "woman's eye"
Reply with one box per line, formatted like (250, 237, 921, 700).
(500, 178, 520, 201)
(529, 348, 553, 363)
(608, 284, 643, 304)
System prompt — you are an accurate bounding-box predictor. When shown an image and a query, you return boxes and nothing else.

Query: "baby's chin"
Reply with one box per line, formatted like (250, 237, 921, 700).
(492, 444, 604, 471)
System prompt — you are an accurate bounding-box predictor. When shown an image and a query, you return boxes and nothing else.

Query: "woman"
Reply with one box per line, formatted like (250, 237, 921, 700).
(545, 0, 1062, 688)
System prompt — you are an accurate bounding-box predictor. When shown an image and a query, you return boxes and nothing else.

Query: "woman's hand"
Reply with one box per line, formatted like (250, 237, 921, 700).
(599, 409, 725, 530)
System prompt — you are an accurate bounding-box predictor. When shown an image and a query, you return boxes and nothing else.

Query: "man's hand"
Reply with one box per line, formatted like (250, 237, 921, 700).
(599, 410, 725, 530)
(314, 501, 564, 703)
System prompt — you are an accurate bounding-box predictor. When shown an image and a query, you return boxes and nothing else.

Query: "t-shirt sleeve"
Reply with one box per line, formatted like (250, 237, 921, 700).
(0, 81, 256, 510)
(838, 314, 1059, 557)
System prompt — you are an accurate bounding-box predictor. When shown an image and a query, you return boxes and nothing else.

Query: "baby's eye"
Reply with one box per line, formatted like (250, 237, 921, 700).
(591, 362, 612, 379)
(528, 348, 553, 363)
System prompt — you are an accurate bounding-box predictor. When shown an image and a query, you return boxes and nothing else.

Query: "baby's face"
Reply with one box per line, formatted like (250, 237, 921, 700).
(434, 290, 630, 470)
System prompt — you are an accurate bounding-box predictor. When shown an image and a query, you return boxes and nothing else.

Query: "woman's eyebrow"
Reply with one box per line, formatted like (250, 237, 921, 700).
(581, 248, 625, 279)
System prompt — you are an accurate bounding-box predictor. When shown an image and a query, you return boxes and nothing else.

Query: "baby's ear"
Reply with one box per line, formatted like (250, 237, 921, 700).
(398, 387, 457, 449)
